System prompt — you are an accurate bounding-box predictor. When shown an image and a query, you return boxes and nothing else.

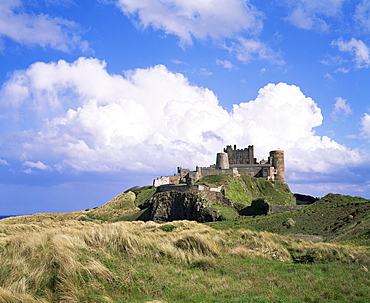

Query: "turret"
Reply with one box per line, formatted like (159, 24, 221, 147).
(269, 150, 286, 183)
(216, 152, 229, 169)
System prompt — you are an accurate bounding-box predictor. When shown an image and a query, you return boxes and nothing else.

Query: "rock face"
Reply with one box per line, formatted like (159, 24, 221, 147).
(148, 191, 223, 223)
(239, 199, 270, 216)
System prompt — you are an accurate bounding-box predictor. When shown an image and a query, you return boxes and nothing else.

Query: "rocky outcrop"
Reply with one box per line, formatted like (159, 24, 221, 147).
(148, 191, 224, 223)
(239, 199, 270, 216)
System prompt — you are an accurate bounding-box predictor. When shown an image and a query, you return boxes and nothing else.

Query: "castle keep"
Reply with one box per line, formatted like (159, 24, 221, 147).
(153, 145, 285, 188)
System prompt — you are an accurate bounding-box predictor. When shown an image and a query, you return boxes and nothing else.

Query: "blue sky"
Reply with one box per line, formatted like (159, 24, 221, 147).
(1, 0, 370, 215)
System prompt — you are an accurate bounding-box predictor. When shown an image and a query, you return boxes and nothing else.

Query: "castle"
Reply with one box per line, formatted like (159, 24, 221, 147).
(153, 145, 285, 188)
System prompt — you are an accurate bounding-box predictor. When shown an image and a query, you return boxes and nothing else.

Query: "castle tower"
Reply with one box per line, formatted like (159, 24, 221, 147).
(269, 150, 286, 183)
(216, 152, 229, 169)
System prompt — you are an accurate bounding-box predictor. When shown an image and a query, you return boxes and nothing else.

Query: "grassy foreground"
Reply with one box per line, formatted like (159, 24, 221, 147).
(0, 219, 369, 302)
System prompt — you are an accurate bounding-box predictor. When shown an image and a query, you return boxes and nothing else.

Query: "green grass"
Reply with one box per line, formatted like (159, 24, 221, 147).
(131, 185, 157, 208)
(222, 175, 295, 207)
(104, 253, 369, 303)
(207, 193, 370, 247)
(194, 174, 296, 221)
(224, 178, 253, 207)
(211, 204, 240, 221)
(310, 193, 368, 208)
(113, 209, 149, 221)
(159, 224, 177, 232)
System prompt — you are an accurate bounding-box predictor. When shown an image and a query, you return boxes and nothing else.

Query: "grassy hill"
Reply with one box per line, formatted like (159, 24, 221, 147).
(0, 219, 369, 302)
(0, 189, 152, 225)
(196, 174, 296, 207)
(207, 193, 370, 247)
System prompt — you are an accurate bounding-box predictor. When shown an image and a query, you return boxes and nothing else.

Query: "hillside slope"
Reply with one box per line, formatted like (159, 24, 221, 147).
(196, 174, 295, 207)
(208, 193, 370, 247)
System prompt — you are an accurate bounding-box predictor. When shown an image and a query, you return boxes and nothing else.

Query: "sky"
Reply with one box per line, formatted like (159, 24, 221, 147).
(1, 0, 370, 215)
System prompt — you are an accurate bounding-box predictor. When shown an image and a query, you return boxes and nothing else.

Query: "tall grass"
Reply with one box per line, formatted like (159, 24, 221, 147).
(0, 219, 369, 302)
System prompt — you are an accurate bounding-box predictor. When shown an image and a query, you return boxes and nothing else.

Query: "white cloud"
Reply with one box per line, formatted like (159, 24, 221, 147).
(1, 59, 230, 171)
(216, 59, 235, 70)
(331, 97, 352, 120)
(333, 38, 370, 68)
(115, 0, 263, 46)
(0, 159, 9, 165)
(229, 83, 362, 174)
(320, 55, 347, 66)
(227, 38, 284, 64)
(355, 0, 370, 32)
(113, 1, 285, 65)
(0, 58, 364, 181)
(283, 0, 345, 31)
(324, 72, 334, 80)
(360, 113, 370, 138)
(0, 0, 89, 52)
(23, 160, 50, 171)
(334, 67, 350, 73)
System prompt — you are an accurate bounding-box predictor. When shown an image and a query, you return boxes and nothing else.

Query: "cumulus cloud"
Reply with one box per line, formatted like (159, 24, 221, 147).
(229, 83, 363, 175)
(331, 97, 352, 120)
(0, 58, 364, 181)
(115, 0, 263, 46)
(0, 0, 89, 52)
(283, 0, 345, 31)
(333, 38, 370, 68)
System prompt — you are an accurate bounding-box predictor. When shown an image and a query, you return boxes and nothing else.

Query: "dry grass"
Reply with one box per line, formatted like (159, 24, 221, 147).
(0, 219, 369, 302)
(87, 191, 137, 221)
(0, 191, 138, 226)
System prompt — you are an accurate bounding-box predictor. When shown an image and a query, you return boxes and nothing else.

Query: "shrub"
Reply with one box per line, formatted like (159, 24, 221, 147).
(160, 225, 176, 232)
(283, 218, 296, 228)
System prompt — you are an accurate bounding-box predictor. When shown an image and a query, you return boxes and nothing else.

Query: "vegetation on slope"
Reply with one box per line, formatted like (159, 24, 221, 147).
(1, 188, 156, 224)
(197, 174, 295, 208)
(207, 193, 370, 247)
(0, 219, 369, 303)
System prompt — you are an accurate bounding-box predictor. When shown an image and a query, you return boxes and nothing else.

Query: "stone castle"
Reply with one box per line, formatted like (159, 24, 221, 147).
(153, 145, 285, 188)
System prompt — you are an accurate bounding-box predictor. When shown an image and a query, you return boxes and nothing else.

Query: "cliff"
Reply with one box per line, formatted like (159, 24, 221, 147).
(148, 191, 224, 222)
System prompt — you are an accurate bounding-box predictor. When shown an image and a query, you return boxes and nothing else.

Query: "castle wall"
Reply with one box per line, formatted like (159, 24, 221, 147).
(156, 184, 222, 193)
(153, 175, 180, 187)
(153, 176, 170, 187)
(156, 184, 189, 192)
(231, 164, 272, 179)
(224, 145, 256, 165)
(199, 167, 234, 178)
